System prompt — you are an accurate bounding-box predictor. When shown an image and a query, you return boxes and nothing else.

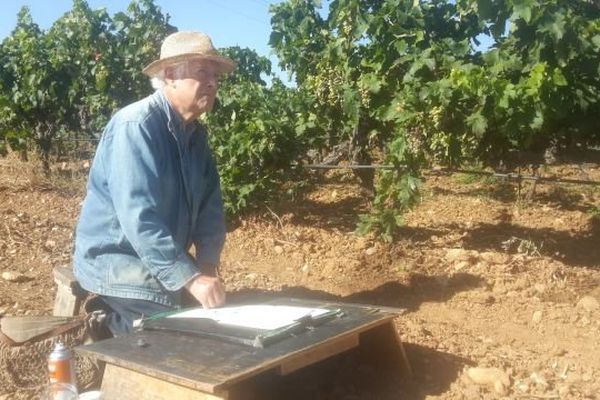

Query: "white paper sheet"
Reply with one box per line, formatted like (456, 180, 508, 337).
(167, 305, 330, 330)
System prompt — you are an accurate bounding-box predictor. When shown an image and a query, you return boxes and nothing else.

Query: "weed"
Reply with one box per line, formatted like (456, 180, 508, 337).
(588, 206, 600, 220)
(501, 236, 543, 256)
(453, 172, 498, 186)
(396, 261, 414, 273)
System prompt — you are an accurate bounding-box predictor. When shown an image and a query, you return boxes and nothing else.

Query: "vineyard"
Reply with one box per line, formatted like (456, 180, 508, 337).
(1, 0, 598, 235)
(1, 0, 600, 398)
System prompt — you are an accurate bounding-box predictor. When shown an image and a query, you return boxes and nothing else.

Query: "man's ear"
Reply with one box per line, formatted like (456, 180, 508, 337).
(164, 66, 175, 81)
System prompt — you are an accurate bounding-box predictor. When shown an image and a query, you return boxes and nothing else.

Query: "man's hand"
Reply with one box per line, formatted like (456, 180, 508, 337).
(185, 274, 225, 309)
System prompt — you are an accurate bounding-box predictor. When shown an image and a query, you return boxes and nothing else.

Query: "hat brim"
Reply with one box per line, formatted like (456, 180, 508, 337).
(142, 53, 237, 77)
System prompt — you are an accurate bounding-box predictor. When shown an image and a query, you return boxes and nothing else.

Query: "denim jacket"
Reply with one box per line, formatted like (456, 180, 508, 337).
(74, 90, 226, 307)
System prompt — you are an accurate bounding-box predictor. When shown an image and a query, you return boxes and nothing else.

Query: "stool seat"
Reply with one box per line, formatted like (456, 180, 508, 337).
(53, 266, 87, 317)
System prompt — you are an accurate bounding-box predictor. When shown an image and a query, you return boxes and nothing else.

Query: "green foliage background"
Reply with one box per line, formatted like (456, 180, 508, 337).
(270, 0, 600, 240)
(0, 0, 599, 240)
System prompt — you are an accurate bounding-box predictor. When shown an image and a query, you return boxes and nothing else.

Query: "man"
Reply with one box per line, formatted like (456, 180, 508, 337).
(73, 31, 236, 335)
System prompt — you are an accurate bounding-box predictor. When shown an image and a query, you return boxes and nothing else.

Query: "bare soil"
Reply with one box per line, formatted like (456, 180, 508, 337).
(1, 155, 599, 399)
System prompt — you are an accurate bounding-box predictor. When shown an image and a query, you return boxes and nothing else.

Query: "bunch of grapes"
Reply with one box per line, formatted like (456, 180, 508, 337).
(430, 105, 443, 130)
(357, 80, 371, 108)
(340, 20, 353, 37)
(306, 67, 345, 108)
(406, 125, 425, 155)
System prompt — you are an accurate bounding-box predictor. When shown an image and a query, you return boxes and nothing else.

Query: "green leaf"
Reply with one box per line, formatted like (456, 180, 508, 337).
(394, 214, 405, 226)
(499, 84, 516, 109)
(548, 18, 565, 41)
(511, 0, 533, 23)
(465, 111, 487, 137)
(381, 100, 403, 121)
(530, 109, 544, 130)
(360, 73, 382, 93)
(552, 69, 567, 87)
(477, 0, 495, 20)
(422, 57, 435, 71)
(482, 49, 499, 65)
(540, 12, 566, 42)
(394, 40, 408, 54)
(341, 85, 359, 120)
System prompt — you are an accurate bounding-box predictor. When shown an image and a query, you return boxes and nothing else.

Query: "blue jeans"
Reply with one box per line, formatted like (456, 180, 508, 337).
(101, 296, 175, 336)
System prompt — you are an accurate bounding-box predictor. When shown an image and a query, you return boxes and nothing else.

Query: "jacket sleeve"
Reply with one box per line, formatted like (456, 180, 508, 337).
(192, 140, 226, 272)
(103, 121, 198, 291)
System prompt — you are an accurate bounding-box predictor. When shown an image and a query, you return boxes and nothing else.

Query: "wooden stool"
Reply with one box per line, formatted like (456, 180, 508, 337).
(52, 266, 87, 317)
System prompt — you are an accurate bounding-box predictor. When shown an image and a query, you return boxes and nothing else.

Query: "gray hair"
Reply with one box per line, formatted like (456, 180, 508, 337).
(150, 61, 189, 90)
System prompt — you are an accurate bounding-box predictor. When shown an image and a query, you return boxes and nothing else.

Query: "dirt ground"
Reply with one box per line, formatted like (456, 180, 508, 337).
(1, 154, 599, 399)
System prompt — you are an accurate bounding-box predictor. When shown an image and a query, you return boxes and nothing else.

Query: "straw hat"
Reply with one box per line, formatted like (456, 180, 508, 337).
(142, 31, 237, 77)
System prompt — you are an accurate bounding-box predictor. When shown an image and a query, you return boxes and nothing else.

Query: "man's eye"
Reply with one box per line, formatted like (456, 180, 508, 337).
(190, 67, 219, 81)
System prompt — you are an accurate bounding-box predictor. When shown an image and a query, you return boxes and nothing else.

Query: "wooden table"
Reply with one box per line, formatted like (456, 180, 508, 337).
(76, 298, 411, 399)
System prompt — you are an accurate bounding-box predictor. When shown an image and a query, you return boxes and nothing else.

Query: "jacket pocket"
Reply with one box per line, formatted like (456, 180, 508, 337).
(103, 254, 164, 293)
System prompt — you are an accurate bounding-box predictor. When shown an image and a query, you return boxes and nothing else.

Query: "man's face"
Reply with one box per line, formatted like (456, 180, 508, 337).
(168, 59, 221, 119)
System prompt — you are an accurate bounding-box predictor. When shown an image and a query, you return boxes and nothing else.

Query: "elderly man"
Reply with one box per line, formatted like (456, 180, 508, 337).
(73, 31, 236, 335)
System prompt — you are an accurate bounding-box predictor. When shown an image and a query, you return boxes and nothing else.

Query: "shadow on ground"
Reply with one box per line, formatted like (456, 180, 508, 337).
(230, 272, 485, 314)
(227, 281, 478, 400)
(228, 342, 471, 400)
(461, 221, 600, 268)
(288, 196, 369, 232)
(430, 182, 596, 213)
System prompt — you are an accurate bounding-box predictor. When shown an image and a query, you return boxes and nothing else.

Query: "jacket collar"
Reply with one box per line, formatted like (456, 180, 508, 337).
(154, 90, 198, 137)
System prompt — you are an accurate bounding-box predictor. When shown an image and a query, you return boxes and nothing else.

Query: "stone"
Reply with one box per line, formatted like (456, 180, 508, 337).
(245, 273, 258, 281)
(515, 381, 530, 393)
(582, 371, 593, 382)
(534, 284, 546, 294)
(465, 367, 510, 395)
(365, 246, 377, 256)
(557, 384, 571, 397)
(445, 248, 473, 263)
(301, 243, 313, 252)
(577, 296, 599, 312)
(454, 261, 470, 271)
(479, 251, 510, 265)
(532, 310, 543, 324)
(273, 245, 284, 255)
(529, 372, 549, 388)
(1, 271, 28, 282)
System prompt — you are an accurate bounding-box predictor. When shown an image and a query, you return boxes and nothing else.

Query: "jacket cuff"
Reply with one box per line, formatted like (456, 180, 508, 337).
(156, 254, 199, 291)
